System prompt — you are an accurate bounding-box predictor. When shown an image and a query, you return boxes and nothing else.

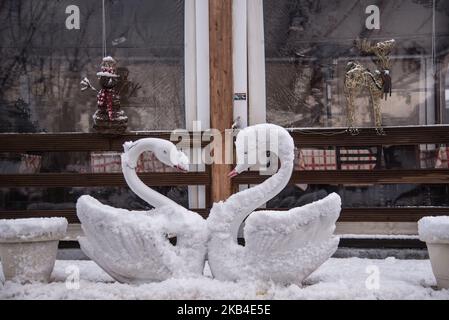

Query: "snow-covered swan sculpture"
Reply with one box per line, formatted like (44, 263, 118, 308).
(76, 139, 208, 283)
(207, 124, 341, 284)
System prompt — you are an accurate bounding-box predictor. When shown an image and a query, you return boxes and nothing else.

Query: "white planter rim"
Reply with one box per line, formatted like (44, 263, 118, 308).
(0, 217, 68, 243)
(418, 216, 449, 244)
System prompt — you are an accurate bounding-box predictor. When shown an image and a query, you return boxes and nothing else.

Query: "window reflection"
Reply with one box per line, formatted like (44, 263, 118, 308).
(266, 184, 449, 209)
(264, 0, 449, 128)
(0, 0, 185, 133)
(0, 186, 189, 211)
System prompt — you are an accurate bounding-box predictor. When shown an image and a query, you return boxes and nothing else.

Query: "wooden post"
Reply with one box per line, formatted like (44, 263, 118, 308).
(209, 0, 233, 203)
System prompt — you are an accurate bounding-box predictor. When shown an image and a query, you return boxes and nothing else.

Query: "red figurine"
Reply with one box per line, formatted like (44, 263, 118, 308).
(81, 56, 128, 134)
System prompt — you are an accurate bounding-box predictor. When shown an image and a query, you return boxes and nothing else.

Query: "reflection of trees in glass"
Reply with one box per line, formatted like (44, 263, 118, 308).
(267, 183, 449, 208)
(0, 1, 182, 209)
(107, 0, 185, 130)
(0, 0, 186, 133)
(0, 0, 98, 133)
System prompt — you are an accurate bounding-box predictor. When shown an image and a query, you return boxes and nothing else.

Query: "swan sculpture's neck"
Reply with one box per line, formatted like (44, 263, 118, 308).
(121, 139, 181, 209)
(215, 126, 295, 242)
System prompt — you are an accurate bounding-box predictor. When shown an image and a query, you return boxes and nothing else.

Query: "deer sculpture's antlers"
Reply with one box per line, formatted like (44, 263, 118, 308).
(355, 39, 375, 54)
(355, 39, 395, 55)
(354, 39, 395, 70)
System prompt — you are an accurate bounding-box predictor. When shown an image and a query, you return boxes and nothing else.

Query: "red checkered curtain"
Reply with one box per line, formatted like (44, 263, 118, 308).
(294, 148, 337, 171)
(18, 154, 42, 174)
(435, 147, 449, 169)
(90, 151, 176, 173)
(338, 149, 377, 170)
(90, 152, 122, 173)
(420, 145, 437, 169)
(136, 152, 176, 173)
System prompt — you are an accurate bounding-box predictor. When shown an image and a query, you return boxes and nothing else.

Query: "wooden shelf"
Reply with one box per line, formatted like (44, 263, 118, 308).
(0, 172, 210, 187)
(58, 238, 428, 249)
(1, 125, 449, 152)
(233, 169, 449, 185)
(0, 131, 204, 153)
(289, 125, 449, 147)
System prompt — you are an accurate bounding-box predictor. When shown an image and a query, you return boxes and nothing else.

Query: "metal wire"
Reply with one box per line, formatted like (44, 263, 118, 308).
(102, 0, 107, 57)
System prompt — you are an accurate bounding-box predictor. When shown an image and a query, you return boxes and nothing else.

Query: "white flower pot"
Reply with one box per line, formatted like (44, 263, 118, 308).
(426, 242, 449, 289)
(0, 218, 68, 283)
(418, 216, 449, 289)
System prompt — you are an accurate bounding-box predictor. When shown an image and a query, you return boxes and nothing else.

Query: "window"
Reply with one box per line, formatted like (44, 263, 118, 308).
(0, 0, 188, 211)
(263, 0, 449, 128)
(0, 0, 185, 133)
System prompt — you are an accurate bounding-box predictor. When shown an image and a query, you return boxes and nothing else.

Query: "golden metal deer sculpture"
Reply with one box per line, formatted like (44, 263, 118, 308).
(344, 39, 395, 135)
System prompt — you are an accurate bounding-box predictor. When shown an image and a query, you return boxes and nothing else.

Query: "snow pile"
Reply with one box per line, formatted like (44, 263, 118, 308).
(102, 56, 116, 63)
(0, 218, 68, 242)
(76, 195, 208, 283)
(1, 258, 448, 300)
(418, 216, 449, 243)
(96, 71, 119, 78)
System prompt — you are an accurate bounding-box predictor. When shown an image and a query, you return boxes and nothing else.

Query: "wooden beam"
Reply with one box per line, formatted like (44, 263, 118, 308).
(1, 125, 449, 152)
(290, 125, 449, 147)
(58, 238, 428, 250)
(209, 0, 233, 203)
(233, 169, 449, 185)
(339, 207, 448, 222)
(0, 172, 210, 187)
(339, 238, 426, 249)
(0, 132, 205, 152)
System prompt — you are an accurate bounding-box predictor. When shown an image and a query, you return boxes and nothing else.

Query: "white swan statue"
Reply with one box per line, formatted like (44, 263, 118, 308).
(76, 138, 208, 283)
(207, 124, 341, 284)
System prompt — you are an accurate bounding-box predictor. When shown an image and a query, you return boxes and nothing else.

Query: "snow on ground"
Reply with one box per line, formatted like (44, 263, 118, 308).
(1, 258, 448, 300)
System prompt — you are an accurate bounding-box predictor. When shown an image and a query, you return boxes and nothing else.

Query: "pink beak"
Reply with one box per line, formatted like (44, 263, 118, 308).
(174, 165, 188, 173)
(228, 169, 238, 178)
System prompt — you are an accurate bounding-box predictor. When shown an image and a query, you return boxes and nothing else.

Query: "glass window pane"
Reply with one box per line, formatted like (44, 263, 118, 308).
(263, 0, 449, 128)
(265, 184, 449, 209)
(0, 0, 185, 133)
(0, 186, 189, 211)
(293, 144, 448, 171)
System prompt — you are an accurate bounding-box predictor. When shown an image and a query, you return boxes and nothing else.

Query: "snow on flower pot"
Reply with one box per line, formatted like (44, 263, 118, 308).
(0, 218, 68, 283)
(418, 216, 449, 289)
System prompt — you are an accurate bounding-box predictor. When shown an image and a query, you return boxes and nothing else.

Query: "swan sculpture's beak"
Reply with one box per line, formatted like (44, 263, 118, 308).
(174, 164, 189, 172)
(228, 169, 238, 178)
(172, 150, 190, 172)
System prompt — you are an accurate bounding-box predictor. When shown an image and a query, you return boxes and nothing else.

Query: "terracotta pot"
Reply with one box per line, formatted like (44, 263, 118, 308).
(0, 218, 68, 283)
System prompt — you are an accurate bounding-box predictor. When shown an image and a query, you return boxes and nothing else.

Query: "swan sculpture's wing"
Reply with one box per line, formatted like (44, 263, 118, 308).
(76, 195, 207, 283)
(243, 193, 341, 283)
(244, 193, 341, 254)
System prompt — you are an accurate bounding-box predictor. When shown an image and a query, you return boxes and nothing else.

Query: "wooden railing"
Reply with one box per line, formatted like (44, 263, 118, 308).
(0, 131, 212, 222)
(1, 125, 449, 225)
(0, 131, 204, 152)
(233, 125, 449, 223)
(0, 172, 210, 187)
